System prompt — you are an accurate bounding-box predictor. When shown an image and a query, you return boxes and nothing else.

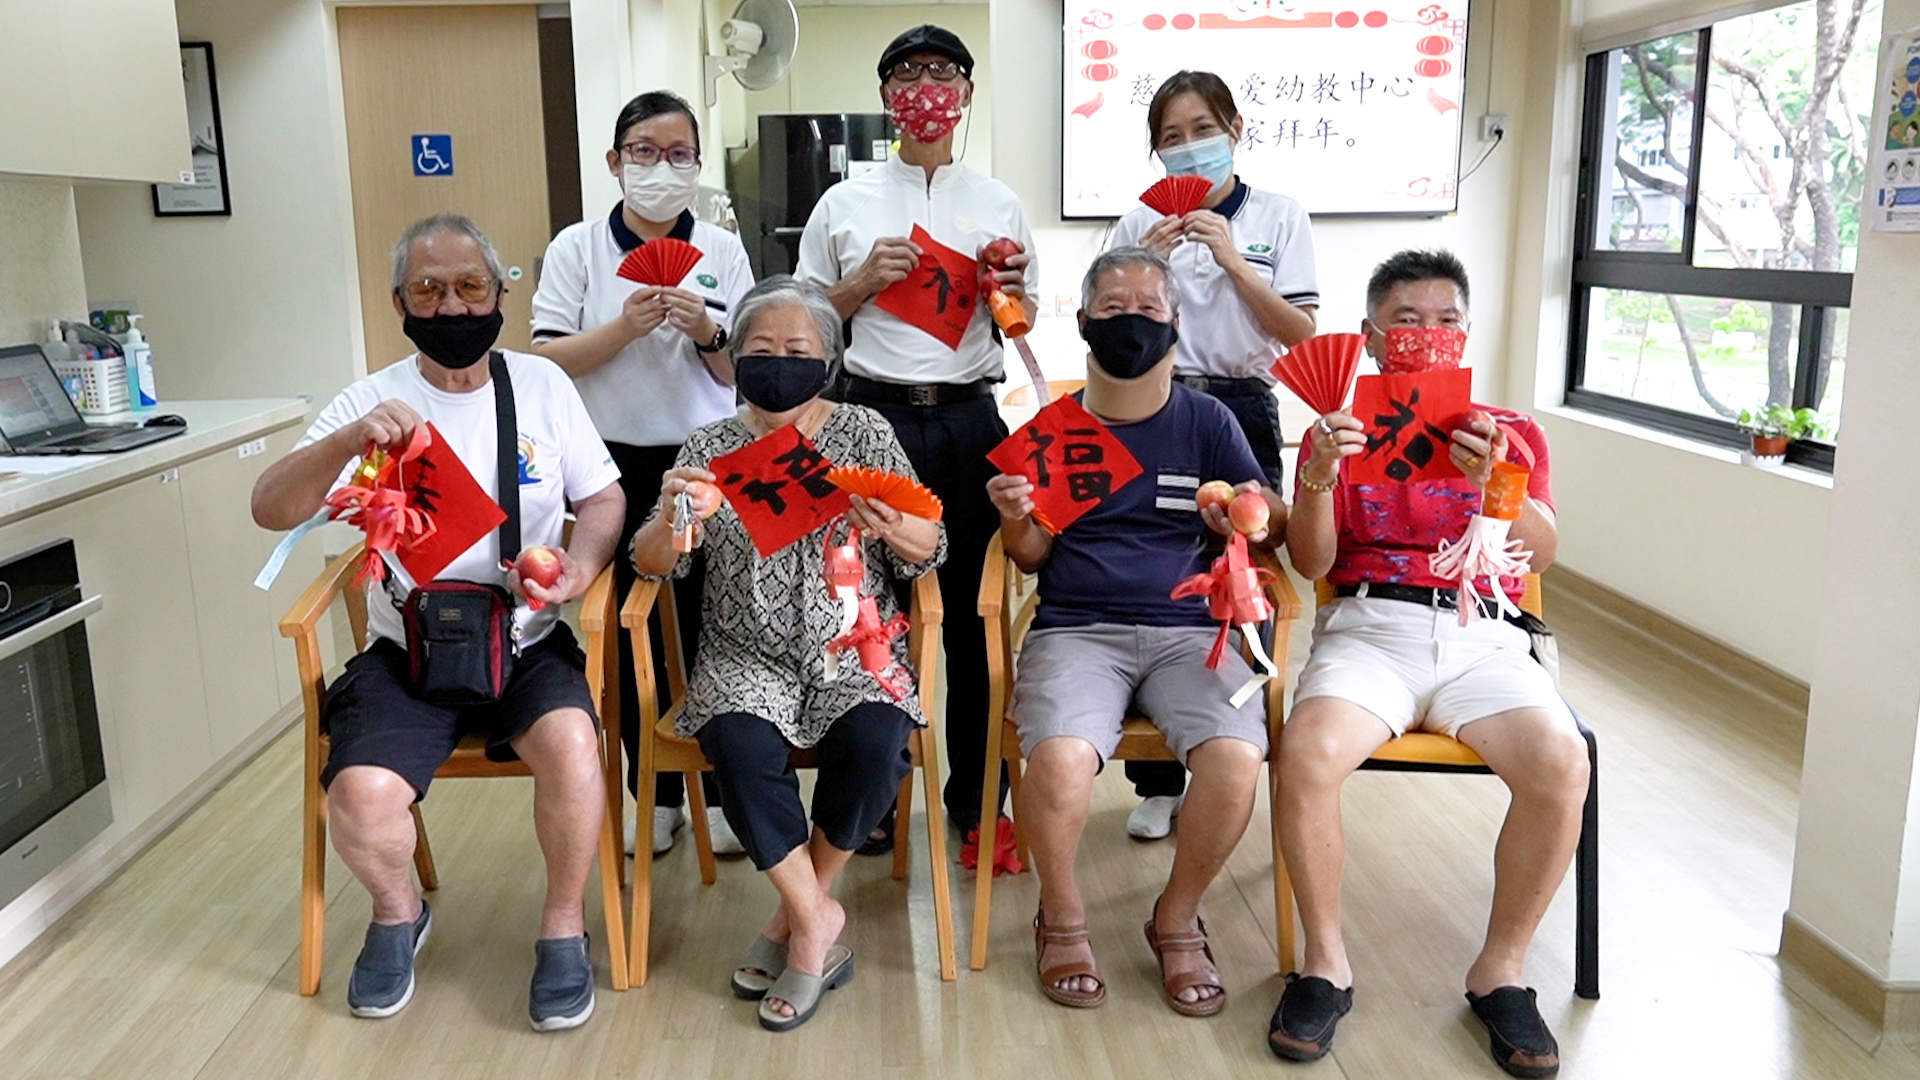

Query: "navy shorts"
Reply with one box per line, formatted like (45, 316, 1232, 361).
(320, 622, 599, 799)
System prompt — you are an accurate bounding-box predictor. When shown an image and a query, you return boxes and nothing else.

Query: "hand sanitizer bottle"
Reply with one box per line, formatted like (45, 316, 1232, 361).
(122, 315, 157, 409)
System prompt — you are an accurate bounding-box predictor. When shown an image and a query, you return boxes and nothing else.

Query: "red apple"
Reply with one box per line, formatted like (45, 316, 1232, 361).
(1195, 480, 1236, 514)
(684, 480, 723, 519)
(981, 236, 1023, 270)
(515, 545, 564, 610)
(1228, 490, 1270, 536)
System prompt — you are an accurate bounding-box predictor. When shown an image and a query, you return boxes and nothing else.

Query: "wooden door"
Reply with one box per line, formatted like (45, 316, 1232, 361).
(337, 5, 548, 371)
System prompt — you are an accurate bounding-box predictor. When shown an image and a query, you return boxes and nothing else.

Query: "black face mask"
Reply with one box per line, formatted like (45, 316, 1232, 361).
(1082, 312, 1179, 380)
(735, 354, 830, 413)
(402, 308, 504, 370)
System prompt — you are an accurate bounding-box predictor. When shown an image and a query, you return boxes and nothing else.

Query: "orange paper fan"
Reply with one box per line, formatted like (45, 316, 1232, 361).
(616, 238, 705, 286)
(826, 466, 944, 522)
(1140, 175, 1215, 217)
(1271, 333, 1365, 416)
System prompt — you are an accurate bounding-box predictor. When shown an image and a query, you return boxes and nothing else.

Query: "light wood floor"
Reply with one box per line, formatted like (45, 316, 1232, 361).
(3, 574, 1917, 1080)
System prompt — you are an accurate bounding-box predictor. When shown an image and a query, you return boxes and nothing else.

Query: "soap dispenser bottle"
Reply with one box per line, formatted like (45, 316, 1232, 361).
(122, 315, 157, 409)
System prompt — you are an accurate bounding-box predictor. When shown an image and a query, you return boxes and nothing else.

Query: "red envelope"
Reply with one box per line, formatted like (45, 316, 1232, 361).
(393, 422, 509, 583)
(712, 425, 853, 558)
(986, 395, 1144, 533)
(1347, 369, 1472, 485)
(873, 224, 979, 350)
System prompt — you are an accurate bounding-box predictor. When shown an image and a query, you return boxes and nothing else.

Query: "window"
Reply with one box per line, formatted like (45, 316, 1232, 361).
(1567, 0, 1880, 470)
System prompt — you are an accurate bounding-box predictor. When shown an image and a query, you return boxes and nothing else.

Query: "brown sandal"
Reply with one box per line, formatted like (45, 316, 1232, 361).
(1034, 908, 1106, 1008)
(1144, 902, 1226, 1018)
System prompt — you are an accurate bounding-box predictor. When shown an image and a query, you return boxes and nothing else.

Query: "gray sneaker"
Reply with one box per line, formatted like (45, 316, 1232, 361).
(348, 900, 432, 1018)
(529, 935, 595, 1031)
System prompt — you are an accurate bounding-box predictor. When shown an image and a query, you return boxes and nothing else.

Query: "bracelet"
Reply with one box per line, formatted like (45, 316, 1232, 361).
(1299, 474, 1338, 494)
(694, 325, 728, 354)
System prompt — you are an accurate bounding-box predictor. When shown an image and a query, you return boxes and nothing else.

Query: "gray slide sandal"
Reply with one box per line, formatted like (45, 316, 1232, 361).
(756, 945, 854, 1032)
(730, 935, 789, 1000)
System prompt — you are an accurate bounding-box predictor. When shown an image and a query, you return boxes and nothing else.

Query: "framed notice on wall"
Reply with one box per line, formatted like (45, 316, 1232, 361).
(152, 43, 232, 217)
(1061, 1, 1470, 218)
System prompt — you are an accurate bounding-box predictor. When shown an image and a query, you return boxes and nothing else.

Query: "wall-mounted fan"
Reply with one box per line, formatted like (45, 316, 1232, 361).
(704, 0, 798, 106)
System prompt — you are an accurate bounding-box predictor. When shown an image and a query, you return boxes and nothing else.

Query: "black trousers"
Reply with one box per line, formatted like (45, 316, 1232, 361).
(1127, 382, 1285, 800)
(858, 395, 1007, 832)
(607, 441, 720, 809)
(695, 704, 915, 872)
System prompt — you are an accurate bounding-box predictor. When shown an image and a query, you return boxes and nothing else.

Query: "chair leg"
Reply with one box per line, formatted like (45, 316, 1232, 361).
(1271, 760, 1297, 975)
(1007, 755, 1030, 868)
(686, 772, 717, 886)
(892, 767, 914, 882)
(970, 717, 1009, 971)
(597, 780, 631, 991)
(630, 743, 659, 987)
(1575, 727, 1600, 1000)
(409, 804, 439, 892)
(916, 728, 957, 981)
(300, 777, 327, 996)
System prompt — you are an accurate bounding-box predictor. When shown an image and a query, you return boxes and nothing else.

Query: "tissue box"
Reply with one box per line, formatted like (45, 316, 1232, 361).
(53, 357, 132, 415)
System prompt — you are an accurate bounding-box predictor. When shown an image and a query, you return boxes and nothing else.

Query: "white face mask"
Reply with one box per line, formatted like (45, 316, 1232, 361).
(621, 161, 701, 223)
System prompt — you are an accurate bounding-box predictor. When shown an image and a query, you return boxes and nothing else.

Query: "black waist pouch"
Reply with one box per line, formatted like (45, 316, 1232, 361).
(403, 580, 519, 705)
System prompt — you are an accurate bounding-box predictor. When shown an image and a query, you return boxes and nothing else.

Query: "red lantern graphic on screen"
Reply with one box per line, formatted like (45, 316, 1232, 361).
(1414, 58, 1453, 78)
(1364, 10, 1388, 26)
(1335, 11, 1359, 27)
(1417, 35, 1454, 55)
(1144, 13, 1166, 29)
(1084, 63, 1119, 81)
(1172, 13, 1196, 29)
(1083, 40, 1118, 60)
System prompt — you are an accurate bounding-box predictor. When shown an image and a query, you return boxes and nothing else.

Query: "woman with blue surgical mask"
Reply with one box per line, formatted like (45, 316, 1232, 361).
(1105, 70, 1320, 841)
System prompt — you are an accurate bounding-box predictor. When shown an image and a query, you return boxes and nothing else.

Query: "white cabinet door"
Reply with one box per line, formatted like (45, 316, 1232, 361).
(179, 446, 283, 759)
(254, 428, 332, 709)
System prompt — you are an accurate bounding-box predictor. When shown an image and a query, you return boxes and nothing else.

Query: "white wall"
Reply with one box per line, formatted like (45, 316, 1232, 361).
(72, 0, 363, 412)
(0, 178, 89, 346)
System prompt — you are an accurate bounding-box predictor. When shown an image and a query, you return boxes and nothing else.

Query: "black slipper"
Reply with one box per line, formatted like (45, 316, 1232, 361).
(855, 807, 895, 856)
(1467, 986, 1560, 1078)
(1268, 973, 1353, 1061)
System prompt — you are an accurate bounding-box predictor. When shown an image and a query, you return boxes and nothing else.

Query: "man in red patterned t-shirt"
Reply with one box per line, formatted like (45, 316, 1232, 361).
(1266, 251, 1589, 1079)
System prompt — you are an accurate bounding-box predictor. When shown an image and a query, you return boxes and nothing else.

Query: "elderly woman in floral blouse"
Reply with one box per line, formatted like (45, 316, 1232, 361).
(631, 276, 946, 1032)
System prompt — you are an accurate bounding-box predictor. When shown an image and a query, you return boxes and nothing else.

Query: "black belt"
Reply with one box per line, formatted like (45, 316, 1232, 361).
(1174, 374, 1270, 396)
(837, 374, 996, 407)
(1335, 581, 1501, 618)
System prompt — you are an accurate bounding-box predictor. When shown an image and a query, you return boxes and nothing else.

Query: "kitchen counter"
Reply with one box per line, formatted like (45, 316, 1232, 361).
(0, 399, 309, 528)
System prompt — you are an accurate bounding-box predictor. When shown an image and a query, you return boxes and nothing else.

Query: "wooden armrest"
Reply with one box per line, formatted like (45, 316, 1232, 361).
(620, 577, 661, 628)
(977, 531, 1008, 619)
(577, 564, 615, 634)
(278, 543, 365, 639)
(1254, 547, 1304, 622)
(913, 571, 944, 627)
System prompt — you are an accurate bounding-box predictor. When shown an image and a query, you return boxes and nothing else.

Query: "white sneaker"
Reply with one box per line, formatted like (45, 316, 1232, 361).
(707, 807, 746, 857)
(1126, 795, 1183, 840)
(651, 806, 685, 855)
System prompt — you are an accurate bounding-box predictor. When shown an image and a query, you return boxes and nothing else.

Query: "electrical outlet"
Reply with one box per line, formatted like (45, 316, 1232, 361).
(1481, 114, 1508, 142)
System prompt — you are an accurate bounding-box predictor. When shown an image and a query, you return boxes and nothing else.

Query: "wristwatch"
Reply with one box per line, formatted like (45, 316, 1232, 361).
(694, 325, 728, 354)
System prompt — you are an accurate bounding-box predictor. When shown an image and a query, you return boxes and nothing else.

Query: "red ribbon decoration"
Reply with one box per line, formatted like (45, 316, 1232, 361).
(1169, 533, 1276, 670)
(323, 426, 437, 588)
(959, 814, 1024, 876)
(824, 595, 913, 701)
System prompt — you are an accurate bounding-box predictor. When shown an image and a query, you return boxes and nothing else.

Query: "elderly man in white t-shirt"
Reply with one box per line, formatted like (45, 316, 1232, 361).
(252, 214, 624, 1031)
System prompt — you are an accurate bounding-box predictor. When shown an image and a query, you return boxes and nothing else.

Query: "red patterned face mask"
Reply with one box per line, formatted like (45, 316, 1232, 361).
(888, 82, 964, 143)
(1380, 325, 1468, 374)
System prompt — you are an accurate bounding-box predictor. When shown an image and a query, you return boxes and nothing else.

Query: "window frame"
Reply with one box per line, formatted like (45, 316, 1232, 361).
(1566, 28, 1852, 474)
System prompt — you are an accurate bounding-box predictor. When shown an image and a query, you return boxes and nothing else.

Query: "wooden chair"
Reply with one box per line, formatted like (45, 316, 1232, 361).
(280, 544, 630, 996)
(621, 572, 956, 986)
(1001, 379, 1087, 407)
(1276, 577, 1601, 999)
(971, 530, 1304, 971)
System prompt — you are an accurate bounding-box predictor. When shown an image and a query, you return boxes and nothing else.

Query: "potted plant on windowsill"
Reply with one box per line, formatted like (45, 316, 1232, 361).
(1736, 404, 1830, 464)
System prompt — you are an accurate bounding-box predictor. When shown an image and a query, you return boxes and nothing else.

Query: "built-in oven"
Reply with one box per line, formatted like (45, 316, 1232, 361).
(0, 539, 108, 910)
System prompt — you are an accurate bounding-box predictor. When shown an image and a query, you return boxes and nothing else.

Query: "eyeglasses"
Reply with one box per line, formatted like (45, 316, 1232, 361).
(397, 275, 500, 309)
(888, 60, 962, 82)
(618, 141, 700, 170)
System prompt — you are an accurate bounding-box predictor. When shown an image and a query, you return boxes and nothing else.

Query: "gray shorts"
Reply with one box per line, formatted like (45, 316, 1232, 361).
(1012, 623, 1270, 765)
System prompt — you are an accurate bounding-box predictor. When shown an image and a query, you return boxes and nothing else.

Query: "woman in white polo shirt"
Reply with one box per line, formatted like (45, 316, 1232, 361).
(1107, 70, 1319, 839)
(532, 90, 753, 858)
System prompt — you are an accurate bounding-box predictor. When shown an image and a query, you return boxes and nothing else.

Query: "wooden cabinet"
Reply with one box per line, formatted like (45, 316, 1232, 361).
(180, 446, 283, 759)
(0, 0, 192, 182)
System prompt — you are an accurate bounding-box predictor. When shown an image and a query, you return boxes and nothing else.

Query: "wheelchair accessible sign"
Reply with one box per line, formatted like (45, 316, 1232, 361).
(412, 134, 453, 177)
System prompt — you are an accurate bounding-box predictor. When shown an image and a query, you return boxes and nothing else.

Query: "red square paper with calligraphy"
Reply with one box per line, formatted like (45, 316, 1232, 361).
(873, 224, 979, 350)
(1348, 369, 1472, 485)
(712, 425, 853, 557)
(986, 395, 1144, 533)
(394, 421, 509, 583)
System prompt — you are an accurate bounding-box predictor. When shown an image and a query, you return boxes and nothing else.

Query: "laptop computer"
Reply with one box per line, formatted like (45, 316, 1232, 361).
(0, 345, 186, 455)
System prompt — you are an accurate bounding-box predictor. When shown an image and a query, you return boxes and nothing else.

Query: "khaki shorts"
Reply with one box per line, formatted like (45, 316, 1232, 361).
(1012, 623, 1270, 765)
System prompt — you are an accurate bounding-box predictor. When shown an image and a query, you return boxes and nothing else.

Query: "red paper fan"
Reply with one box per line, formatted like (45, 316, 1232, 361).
(826, 465, 944, 522)
(1270, 333, 1365, 416)
(616, 238, 705, 286)
(1139, 175, 1215, 217)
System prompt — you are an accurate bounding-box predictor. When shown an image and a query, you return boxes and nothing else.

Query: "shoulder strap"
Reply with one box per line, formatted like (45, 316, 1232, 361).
(492, 351, 520, 564)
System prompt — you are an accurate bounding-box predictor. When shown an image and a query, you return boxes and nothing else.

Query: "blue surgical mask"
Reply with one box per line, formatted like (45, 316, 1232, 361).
(1156, 133, 1235, 189)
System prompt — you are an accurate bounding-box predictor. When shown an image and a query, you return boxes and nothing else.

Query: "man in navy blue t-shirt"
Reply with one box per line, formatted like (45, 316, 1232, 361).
(985, 247, 1287, 1016)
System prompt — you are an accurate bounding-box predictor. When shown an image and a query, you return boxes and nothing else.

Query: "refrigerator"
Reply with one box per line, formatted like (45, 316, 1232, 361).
(736, 113, 895, 278)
